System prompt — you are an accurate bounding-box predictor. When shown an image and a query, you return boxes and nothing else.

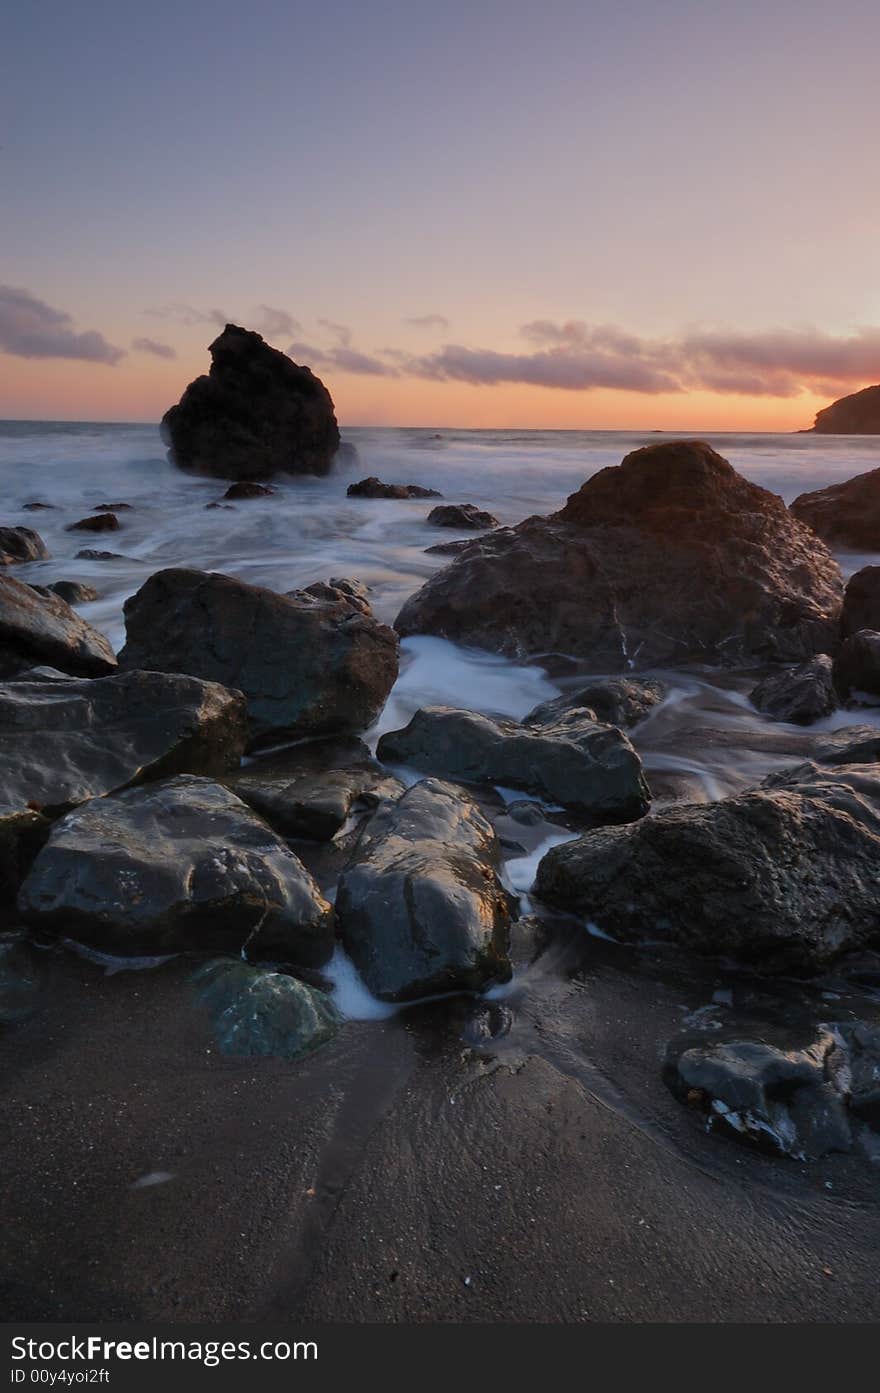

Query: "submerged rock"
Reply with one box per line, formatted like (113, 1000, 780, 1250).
(0, 668, 247, 818)
(193, 959, 341, 1060)
(347, 477, 441, 499)
(526, 677, 666, 730)
(0, 574, 116, 679)
(535, 762, 880, 972)
(46, 581, 99, 605)
(841, 566, 880, 637)
(791, 466, 880, 548)
(377, 705, 649, 821)
(833, 630, 880, 700)
(749, 654, 837, 724)
(18, 775, 335, 964)
(66, 513, 120, 534)
(225, 737, 404, 840)
(0, 527, 49, 566)
(118, 568, 399, 748)
(162, 324, 340, 480)
(426, 503, 499, 530)
(396, 441, 842, 669)
(336, 779, 514, 1001)
(222, 481, 276, 500)
(74, 549, 126, 561)
(806, 384, 880, 435)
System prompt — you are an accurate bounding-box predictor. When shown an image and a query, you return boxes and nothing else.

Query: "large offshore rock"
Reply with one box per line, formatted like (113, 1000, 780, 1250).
(791, 465, 880, 548)
(749, 654, 837, 724)
(377, 705, 649, 821)
(193, 959, 341, 1060)
(225, 737, 404, 840)
(0, 573, 116, 679)
(807, 384, 880, 435)
(162, 324, 340, 480)
(336, 779, 514, 1001)
(0, 667, 246, 818)
(535, 762, 880, 972)
(0, 527, 48, 566)
(18, 776, 334, 964)
(118, 568, 399, 748)
(396, 441, 842, 669)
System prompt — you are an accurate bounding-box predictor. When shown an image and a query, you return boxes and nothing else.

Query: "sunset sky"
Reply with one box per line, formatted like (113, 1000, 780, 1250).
(3, 0, 879, 429)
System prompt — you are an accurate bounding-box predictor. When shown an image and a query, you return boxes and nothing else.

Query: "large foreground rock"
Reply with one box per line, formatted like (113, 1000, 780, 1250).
(535, 762, 880, 971)
(396, 441, 842, 669)
(162, 324, 340, 480)
(0, 574, 116, 679)
(807, 384, 880, 435)
(193, 959, 341, 1060)
(0, 527, 48, 566)
(749, 654, 836, 724)
(118, 568, 399, 747)
(18, 776, 334, 964)
(377, 706, 649, 821)
(225, 737, 404, 840)
(336, 779, 514, 1001)
(791, 466, 880, 548)
(0, 668, 246, 818)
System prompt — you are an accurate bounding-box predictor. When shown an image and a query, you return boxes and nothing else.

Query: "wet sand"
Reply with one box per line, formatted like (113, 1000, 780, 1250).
(2, 931, 879, 1324)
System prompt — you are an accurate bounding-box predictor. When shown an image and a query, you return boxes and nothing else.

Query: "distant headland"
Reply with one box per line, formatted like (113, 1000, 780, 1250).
(805, 383, 880, 434)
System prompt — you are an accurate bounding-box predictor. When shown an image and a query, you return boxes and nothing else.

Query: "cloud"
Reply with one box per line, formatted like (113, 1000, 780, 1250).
(0, 285, 124, 364)
(318, 319, 352, 347)
(131, 335, 177, 360)
(144, 303, 299, 340)
(145, 303, 228, 328)
(252, 305, 300, 339)
(288, 340, 399, 377)
(406, 313, 450, 332)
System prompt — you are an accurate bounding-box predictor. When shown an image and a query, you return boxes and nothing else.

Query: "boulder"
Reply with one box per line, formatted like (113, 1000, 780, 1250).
(47, 581, 99, 605)
(296, 577, 371, 614)
(791, 467, 880, 548)
(0, 668, 247, 818)
(66, 513, 120, 534)
(18, 775, 335, 964)
(74, 549, 125, 561)
(117, 568, 399, 748)
(833, 630, 880, 700)
(162, 324, 340, 480)
(837, 1022, 880, 1127)
(749, 654, 837, 724)
(426, 503, 499, 530)
(193, 959, 341, 1060)
(807, 384, 880, 435)
(535, 762, 880, 972)
(0, 527, 48, 566)
(336, 779, 514, 1001)
(526, 677, 666, 730)
(0, 574, 116, 679)
(671, 1035, 852, 1160)
(396, 442, 842, 669)
(347, 477, 441, 499)
(225, 737, 404, 841)
(841, 566, 880, 636)
(377, 706, 649, 821)
(222, 481, 276, 500)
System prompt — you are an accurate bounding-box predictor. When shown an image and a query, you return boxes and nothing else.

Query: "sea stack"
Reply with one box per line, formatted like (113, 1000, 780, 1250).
(161, 324, 340, 479)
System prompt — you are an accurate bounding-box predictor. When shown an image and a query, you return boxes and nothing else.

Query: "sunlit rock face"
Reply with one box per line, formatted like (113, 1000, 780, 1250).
(807, 384, 880, 435)
(792, 465, 880, 548)
(162, 323, 340, 480)
(396, 441, 843, 670)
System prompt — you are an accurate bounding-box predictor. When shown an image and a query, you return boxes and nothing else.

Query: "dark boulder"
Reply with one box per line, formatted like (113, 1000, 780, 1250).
(0, 667, 247, 819)
(296, 577, 371, 614)
(336, 779, 514, 1001)
(94, 502, 132, 512)
(426, 503, 499, 530)
(162, 324, 340, 480)
(838, 1022, 880, 1128)
(347, 477, 441, 499)
(791, 467, 880, 548)
(833, 630, 880, 700)
(841, 566, 880, 637)
(377, 705, 649, 821)
(192, 959, 341, 1060)
(535, 762, 880, 972)
(526, 677, 666, 730)
(74, 549, 125, 561)
(396, 441, 842, 670)
(66, 513, 120, 533)
(222, 481, 276, 500)
(47, 581, 99, 605)
(0, 574, 116, 679)
(225, 737, 404, 841)
(749, 654, 837, 724)
(18, 775, 335, 964)
(807, 384, 880, 435)
(0, 527, 49, 566)
(118, 568, 399, 748)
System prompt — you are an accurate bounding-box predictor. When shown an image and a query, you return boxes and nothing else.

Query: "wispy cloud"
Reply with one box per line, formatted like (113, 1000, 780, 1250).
(144, 303, 299, 340)
(317, 319, 352, 347)
(131, 335, 177, 360)
(406, 313, 450, 332)
(289, 340, 398, 377)
(0, 286, 124, 364)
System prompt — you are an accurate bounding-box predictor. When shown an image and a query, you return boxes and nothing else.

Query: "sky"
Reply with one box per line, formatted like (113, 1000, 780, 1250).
(2, 0, 879, 429)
